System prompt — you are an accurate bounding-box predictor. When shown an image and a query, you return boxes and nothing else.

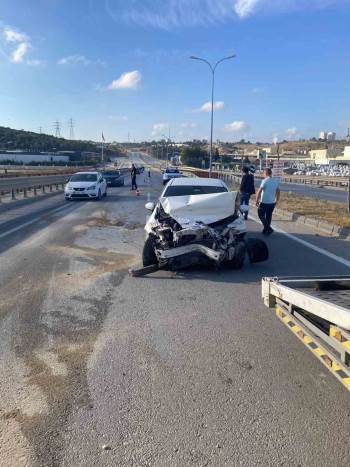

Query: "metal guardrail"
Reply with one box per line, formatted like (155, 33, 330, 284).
(0, 175, 68, 202)
(0, 165, 95, 178)
(182, 166, 349, 189)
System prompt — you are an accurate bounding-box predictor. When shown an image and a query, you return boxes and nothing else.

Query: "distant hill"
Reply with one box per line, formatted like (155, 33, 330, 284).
(0, 126, 98, 153)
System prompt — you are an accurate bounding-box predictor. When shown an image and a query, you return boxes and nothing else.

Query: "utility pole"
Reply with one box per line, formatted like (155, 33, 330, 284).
(38, 126, 43, 134)
(190, 54, 236, 177)
(101, 132, 105, 163)
(53, 120, 61, 138)
(68, 118, 75, 140)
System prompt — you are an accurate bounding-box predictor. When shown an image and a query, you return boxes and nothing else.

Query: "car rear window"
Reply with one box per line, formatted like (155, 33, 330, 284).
(164, 185, 228, 197)
(70, 174, 97, 182)
(166, 168, 179, 173)
(102, 171, 120, 176)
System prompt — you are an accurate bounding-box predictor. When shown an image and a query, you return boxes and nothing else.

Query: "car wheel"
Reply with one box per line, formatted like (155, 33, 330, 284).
(228, 241, 246, 270)
(246, 238, 269, 263)
(142, 235, 158, 267)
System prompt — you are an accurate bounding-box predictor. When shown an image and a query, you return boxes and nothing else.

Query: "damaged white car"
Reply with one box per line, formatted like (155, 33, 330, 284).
(136, 177, 268, 275)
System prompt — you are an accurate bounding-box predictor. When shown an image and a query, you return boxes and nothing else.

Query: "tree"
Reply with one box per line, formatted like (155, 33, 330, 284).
(180, 145, 208, 168)
(214, 147, 220, 162)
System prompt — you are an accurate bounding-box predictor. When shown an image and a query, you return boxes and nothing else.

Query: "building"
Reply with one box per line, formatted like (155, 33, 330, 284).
(333, 146, 350, 164)
(309, 147, 348, 165)
(309, 149, 329, 165)
(319, 131, 336, 141)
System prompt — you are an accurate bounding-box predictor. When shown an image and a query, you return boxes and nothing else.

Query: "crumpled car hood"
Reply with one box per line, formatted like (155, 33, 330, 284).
(160, 192, 238, 227)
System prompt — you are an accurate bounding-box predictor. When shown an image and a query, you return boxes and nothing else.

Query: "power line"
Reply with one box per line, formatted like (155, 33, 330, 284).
(68, 118, 75, 140)
(53, 120, 61, 138)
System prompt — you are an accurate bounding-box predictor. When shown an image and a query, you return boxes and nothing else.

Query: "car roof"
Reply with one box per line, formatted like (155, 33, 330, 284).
(73, 171, 99, 175)
(168, 177, 227, 187)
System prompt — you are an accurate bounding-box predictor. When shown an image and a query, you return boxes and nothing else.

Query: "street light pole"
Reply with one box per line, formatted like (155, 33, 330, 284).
(190, 54, 236, 178)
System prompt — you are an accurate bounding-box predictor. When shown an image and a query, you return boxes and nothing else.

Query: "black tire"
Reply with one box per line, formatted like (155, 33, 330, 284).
(142, 235, 158, 267)
(246, 238, 269, 263)
(227, 241, 246, 270)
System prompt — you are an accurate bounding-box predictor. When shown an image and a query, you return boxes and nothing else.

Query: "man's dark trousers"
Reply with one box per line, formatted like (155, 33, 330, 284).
(258, 203, 276, 232)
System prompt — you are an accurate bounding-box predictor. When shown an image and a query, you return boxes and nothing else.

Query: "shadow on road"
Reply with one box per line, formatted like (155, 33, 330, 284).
(137, 231, 350, 284)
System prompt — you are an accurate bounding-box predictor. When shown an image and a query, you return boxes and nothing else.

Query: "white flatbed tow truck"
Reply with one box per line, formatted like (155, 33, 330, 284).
(262, 276, 350, 391)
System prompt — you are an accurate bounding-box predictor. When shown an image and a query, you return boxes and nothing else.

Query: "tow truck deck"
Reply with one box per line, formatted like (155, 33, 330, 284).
(262, 276, 350, 391)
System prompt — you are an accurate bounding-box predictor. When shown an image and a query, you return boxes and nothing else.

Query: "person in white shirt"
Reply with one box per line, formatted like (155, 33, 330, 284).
(255, 168, 280, 236)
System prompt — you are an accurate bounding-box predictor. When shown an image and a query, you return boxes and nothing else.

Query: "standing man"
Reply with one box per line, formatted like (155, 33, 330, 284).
(240, 166, 255, 220)
(256, 168, 280, 236)
(131, 163, 138, 191)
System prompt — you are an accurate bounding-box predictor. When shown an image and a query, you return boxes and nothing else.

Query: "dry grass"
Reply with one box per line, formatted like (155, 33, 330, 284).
(277, 193, 350, 228)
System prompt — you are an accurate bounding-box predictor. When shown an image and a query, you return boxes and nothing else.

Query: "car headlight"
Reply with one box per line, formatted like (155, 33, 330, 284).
(87, 185, 96, 191)
(65, 185, 73, 192)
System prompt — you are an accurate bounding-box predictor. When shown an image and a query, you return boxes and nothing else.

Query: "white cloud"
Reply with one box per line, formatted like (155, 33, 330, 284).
(11, 42, 31, 63)
(252, 87, 262, 94)
(1, 25, 41, 65)
(3, 27, 29, 43)
(108, 70, 142, 90)
(224, 121, 250, 132)
(286, 127, 298, 137)
(58, 55, 105, 66)
(109, 115, 128, 122)
(152, 122, 169, 136)
(181, 122, 197, 128)
(234, 0, 260, 18)
(199, 101, 225, 113)
(105, 1, 348, 28)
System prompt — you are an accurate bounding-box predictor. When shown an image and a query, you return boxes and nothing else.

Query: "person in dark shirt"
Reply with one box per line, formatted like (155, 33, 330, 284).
(131, 164, 138, 191)
(240, 166, 255, 220)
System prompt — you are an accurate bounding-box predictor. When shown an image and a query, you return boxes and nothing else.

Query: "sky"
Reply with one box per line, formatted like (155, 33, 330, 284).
(0, 0, 349, 143)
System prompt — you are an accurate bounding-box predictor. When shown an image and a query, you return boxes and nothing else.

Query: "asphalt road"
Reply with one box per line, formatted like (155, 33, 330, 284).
(0, 152, 349, 467)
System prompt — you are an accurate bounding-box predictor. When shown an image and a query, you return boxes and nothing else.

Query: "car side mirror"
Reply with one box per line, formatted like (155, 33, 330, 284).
(145, 202, 155, 211)
(65, 178, 70, 183)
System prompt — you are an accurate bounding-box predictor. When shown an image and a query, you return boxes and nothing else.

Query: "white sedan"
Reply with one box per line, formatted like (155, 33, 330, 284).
(65, 172, 107, 200)
(162, 167, 184, 185)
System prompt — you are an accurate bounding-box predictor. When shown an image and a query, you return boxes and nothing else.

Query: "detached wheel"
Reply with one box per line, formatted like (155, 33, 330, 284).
(228, 241, 246, 270)
(142, 235, 158, 267)
(246, 238, 269, 263)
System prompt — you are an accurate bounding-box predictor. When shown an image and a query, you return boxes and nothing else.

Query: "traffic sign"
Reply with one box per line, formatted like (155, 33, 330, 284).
(273, 161, 284, 179)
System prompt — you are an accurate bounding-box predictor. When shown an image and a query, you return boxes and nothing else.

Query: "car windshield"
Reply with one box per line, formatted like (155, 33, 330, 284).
(166, 168, 179, 173)
(102, 171, 120, 176)
(70, 174, 97, 182)
(164, 185, 228, 197)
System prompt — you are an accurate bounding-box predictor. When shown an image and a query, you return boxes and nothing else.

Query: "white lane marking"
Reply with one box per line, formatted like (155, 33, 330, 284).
(249, 214, 350, 269)
(0, 203, 76, 240)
